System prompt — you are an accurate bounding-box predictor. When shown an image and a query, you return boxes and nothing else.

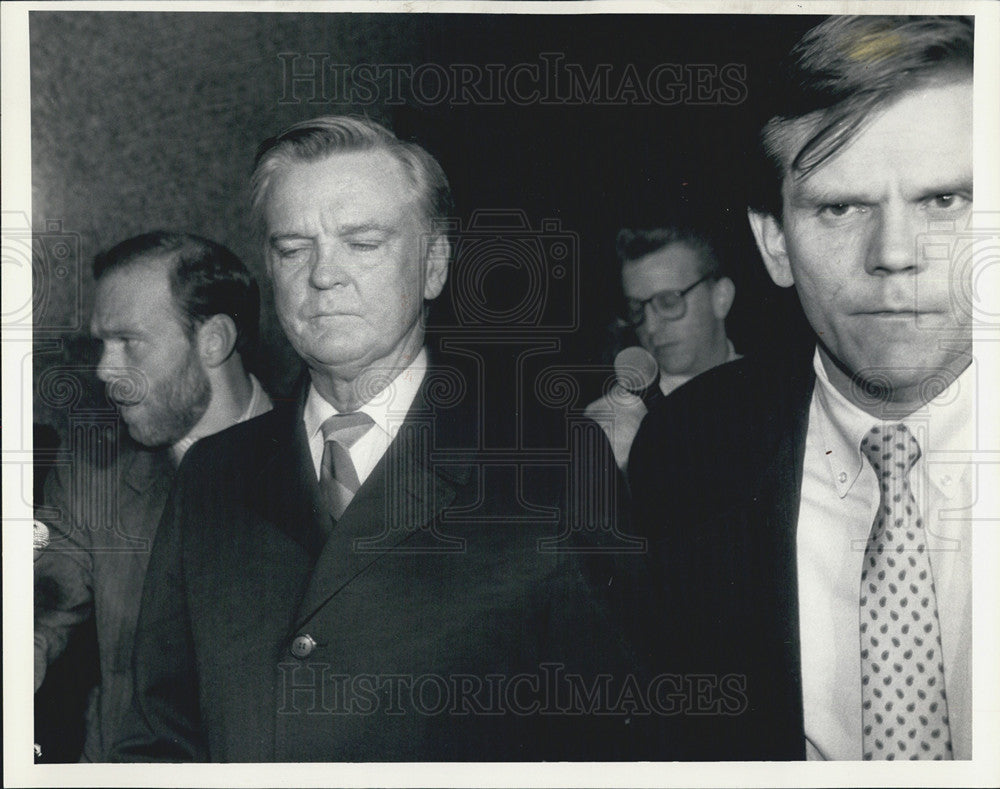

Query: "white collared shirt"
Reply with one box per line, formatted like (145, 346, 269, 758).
(798, 348, 974, 760)
(172, 373, 273, 463)
(304, 349, 428, 485)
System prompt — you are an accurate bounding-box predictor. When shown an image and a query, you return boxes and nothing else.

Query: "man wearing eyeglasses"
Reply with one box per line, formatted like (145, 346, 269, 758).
(585, 224, 738, 469)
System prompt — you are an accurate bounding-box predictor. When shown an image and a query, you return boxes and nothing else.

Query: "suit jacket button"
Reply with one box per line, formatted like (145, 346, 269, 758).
(290, 634, 317, 659)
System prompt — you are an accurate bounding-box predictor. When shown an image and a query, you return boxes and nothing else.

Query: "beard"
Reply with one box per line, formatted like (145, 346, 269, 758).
(119, 345, 211, 448)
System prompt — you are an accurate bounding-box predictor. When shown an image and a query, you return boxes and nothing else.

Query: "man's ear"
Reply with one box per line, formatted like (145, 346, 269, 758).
(710, 276, 736, 320)
(423, 234, 450, 301)
(747, 208, 794, 288)
(197, 314, 238, 368)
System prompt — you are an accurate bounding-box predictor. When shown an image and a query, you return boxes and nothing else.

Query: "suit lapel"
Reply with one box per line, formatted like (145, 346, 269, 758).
(253, 395, 331, 559)
(760, 358, 815, 573)
(751, 357, 815, 756)
(122, 444, 173, 495)
(119, 445, 175, 549)
(291, 380, 473, 632)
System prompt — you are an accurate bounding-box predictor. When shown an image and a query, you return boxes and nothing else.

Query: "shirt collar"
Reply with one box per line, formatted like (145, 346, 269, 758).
(172, 373, 273, 463)
(811, 348, 974, 499)
(239, 373, 271, 422)
(909, 356, 975, 501)
(811, 349, 874, 498)
(172, 437, 194, 466)
(304, 348, 428, 443)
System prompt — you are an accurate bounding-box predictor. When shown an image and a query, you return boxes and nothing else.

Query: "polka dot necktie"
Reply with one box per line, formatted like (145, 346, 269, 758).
(320, 412, 375, 521)
(859, 423, 952, 760)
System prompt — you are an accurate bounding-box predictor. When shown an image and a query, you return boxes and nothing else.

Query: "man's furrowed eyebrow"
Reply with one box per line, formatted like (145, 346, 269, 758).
(268, 232, 313, 245)
(338, 222, 397, 235)
(915, 180, 973, 199)
(789, 181, 872, 206)
(790, 177, 974, 207)
(91, 323, 142, 339)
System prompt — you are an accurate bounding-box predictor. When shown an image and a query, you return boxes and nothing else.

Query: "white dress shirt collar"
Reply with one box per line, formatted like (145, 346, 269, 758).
(303, 348, 428, 483)
(172, 373, 272, 463)
(811, 348, 974, 500)
(303, 348, 428, 443)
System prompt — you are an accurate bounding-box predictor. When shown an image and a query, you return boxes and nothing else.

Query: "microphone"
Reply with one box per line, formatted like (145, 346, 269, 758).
(33, 519, 50, 561)
(613, 346, 664, 410)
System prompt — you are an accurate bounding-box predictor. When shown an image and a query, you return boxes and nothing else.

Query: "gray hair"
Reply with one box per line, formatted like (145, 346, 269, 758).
(250, 115, 453, 236)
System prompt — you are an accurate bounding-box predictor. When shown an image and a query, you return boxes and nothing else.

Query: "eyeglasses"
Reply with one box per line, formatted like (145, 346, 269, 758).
(624, 273, 715, 326)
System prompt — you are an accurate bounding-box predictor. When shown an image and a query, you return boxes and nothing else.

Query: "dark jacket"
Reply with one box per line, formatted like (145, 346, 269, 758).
(112, 362, 646, 762)
(35, 432, 175, 761)
(628, 349, 816, 760)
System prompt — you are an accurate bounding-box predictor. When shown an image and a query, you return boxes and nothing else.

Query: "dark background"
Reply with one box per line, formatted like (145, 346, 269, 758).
(30, 11, 818, 760)
(30, 11, 817, 438)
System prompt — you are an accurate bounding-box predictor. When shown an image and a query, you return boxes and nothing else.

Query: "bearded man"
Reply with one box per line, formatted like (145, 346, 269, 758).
(34, 231, 272, 761)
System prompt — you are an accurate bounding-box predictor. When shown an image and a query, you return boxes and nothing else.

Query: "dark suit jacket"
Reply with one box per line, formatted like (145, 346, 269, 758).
(35, 434, 175, 761)
(627, 349, 816, 760)
(112, 361, 645, 762)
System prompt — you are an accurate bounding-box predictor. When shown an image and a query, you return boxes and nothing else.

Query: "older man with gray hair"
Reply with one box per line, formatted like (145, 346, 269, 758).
(113, 115, 636, 762)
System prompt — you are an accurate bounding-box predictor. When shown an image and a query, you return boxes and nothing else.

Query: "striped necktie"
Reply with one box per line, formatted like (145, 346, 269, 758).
(320, 412, 375, 521)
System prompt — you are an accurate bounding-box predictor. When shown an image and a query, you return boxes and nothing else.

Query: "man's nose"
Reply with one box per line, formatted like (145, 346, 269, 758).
(95, 344, 115, 383)
(95, 345, 144, 402)
(866, 205, 920, 275)
(309, 244, 350, 289)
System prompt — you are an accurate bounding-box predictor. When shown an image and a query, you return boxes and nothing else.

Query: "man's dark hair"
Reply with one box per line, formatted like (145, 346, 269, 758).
(751, 15, 973, 219)
(616, 225, 723, 280)
(93, 231, 260, 358)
